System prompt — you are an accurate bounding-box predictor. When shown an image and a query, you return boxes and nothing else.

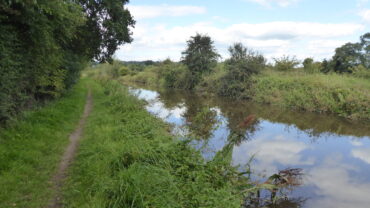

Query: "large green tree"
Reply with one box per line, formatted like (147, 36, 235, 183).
(181, 33, 220, 89)
(331, 32, 370, 73)
(74, 0, 135, 62)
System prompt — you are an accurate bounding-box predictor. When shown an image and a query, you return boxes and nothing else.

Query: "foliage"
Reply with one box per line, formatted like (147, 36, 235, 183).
(218, 43, 266, 98)
(331, 32, 370, 73)
(249, 70, 370, 120)
(181, 33, 220, 89)
(332, 42, 363, 73)
(351, 64, 370, 79)
(303, 58, 321, 74)
(0, 0, 134, 123)
(273, 55, 300, 71)
(74, 0, 135, 62)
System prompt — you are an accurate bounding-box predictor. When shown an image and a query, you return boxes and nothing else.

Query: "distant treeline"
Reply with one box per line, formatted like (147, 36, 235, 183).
(0, 0, 135, 123)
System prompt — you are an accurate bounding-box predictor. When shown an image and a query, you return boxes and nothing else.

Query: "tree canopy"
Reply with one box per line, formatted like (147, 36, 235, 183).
(331, 32, 370, 73)
(181, 33, 220, 89)
(0, 0, 135, 123)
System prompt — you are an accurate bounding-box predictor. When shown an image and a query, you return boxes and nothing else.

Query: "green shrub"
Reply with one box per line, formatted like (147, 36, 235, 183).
(217, 43, 265, 98)
(273, 56, 300, 71)
(303, 58, 321, 74)
(351, 65, 370, 79)
(119, 66, 130, 76)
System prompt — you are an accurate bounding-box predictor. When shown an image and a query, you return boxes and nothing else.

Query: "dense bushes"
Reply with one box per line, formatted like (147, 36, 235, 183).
(0, 0, 134, 123)
(217, 43, 266, 98)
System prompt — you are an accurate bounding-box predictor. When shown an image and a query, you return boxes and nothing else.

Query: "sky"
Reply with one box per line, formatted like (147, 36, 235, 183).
(115, 0, 370, 62)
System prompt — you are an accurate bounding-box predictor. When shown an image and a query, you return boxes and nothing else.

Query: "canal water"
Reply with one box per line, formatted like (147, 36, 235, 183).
(129, 86, 370, 208)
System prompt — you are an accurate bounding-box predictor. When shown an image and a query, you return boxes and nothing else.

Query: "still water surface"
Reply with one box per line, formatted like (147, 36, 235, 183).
(128, 85, 370, 208)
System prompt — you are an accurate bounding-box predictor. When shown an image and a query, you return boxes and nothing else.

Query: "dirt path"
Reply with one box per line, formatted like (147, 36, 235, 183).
(47, 89, 93, 208)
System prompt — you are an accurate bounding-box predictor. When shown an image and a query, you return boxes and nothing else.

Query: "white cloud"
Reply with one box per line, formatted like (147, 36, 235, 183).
(246, 0, 299, 7)
(127, 5, 206, 19)
(357, 0, 370, 7)
(352, 147, 370, 164)
(232, 134, 313, 175)
(212, 16, 229, 23)
(116, 21, 364, 61)
(306, 155, 370, 208)
(359, 9, 370, 23)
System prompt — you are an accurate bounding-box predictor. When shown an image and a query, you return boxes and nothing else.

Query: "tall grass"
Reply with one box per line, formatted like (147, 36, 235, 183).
(0, 81, 87, 207)
(63, 79, 251, 208)
(249, 70, 370, 120)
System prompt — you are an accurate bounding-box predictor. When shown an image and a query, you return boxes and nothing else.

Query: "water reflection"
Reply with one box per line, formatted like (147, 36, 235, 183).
(128, 85, 370, 208)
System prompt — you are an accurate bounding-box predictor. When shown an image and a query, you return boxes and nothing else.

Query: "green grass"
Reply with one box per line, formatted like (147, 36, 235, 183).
(0, 80, 88, 207)
(63, 79, 249, 208)
(249, 70, 370, 120)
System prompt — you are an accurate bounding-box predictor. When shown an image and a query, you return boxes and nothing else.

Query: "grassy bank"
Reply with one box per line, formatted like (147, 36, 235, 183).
(248, 70, 370, 120)
(0, 81, 87, 207)
(63, 78, 249, 208)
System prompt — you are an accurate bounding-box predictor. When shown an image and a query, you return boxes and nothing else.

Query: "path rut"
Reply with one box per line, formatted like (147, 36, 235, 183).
(47, 89, 93, 208)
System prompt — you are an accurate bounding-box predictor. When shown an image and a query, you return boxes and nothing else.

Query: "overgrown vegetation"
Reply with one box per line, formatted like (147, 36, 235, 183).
(0, 81, 87, 208)
(249, 70, 370, 119)
(101, 33, 370, 120)
(64, 79, 252, 208)
(217, 43, 266, 98)
(0, 0, 134, 123)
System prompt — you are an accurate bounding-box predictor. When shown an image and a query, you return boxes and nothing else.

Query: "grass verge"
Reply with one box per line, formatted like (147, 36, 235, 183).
(249, 70, 370, 120)
(63, 78, 249, 208)
(0, 80, 88, 207)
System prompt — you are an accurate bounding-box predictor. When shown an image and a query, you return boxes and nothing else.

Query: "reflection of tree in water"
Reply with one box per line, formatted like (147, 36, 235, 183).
(185, 107, 219, 140)
(134, 84, 370, 139)
(154, 86, 370, 141)
(181, 95, 220, 140)
(215, 98, 261, 145)
(156, 89, 185, 109)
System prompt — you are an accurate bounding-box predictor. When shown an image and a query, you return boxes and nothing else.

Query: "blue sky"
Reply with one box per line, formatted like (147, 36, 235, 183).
(115, 0, 370, 61)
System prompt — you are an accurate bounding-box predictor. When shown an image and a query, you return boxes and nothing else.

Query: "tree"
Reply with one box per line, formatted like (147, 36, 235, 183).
(332, 42, 362, 73)
(74, 0, 135, 63)
(330, 32, 370, 73)
(218, 43, 266, 98)
(321, 59, 333, 73)
(181, 33, 219, 89)
(225, 43, 265, 81)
